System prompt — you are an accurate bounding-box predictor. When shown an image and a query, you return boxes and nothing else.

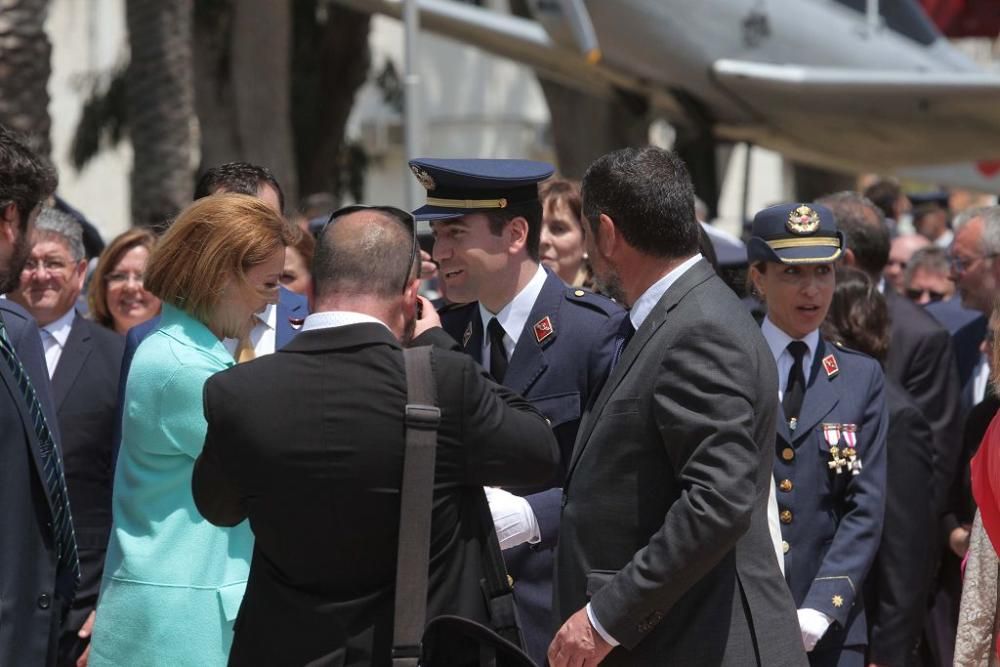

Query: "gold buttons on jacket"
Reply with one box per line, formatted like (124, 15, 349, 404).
(780, 510, 793, 524)
(781, 448, 795, 461)
(779, 479, 793, 492)
(782, 541, 790, 554)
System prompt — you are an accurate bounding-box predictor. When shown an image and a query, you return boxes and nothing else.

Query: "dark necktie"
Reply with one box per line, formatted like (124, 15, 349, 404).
(611, 316, 636, 370)
(0, 318, 80, 586)
(488, 317, 508, 383)
(783, 340, 808, 430)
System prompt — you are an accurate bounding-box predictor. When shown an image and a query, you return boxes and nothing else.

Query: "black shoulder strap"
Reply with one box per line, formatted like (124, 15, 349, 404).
(392, 346, 441, 667)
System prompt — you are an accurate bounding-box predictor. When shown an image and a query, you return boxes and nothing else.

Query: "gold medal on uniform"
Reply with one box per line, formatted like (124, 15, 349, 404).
(822, 423, 846, 474)
(842, 423, 862, 475)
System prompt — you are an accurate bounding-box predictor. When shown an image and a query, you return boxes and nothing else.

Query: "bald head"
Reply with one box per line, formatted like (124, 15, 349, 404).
(312, 209, 417, 301)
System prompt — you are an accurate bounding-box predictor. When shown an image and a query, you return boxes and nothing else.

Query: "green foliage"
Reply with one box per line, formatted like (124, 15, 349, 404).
(70, 64, 128, 171)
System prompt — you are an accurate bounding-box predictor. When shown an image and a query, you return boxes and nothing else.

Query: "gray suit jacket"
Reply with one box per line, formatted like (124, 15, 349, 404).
(555, 259, 807, 666)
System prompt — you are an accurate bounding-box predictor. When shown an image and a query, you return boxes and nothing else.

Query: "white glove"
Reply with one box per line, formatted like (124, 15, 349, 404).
(797, 608, 833, 652)
(484, 487, 540, 550)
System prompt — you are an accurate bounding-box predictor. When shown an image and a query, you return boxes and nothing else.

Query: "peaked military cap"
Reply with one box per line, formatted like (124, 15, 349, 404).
(409, 158, 555, 222)
(747, 202, 845, 264)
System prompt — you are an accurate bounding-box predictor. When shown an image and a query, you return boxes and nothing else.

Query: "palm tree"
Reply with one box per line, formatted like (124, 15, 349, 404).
(0, 0, 54, 156)
(126, 0, 196, 230)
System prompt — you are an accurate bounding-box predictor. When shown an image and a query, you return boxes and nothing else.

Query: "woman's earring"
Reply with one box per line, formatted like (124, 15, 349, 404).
(582, 252, 589, 260)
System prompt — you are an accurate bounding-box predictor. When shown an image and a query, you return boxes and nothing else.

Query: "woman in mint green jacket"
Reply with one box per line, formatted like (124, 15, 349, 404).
(88, 195, 297, 666)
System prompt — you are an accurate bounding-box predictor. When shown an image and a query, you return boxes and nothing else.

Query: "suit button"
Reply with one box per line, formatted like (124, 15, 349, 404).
(780, 510, 793, 524)
(782, 541, 790, 554)
(37, 593, 51, 609)
(781, 448, 795, 461)
(779, 479, 793, 492)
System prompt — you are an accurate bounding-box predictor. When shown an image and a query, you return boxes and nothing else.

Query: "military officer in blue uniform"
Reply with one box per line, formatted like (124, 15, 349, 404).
(409, 157, 624, 663)
(748, 202, 888, 667)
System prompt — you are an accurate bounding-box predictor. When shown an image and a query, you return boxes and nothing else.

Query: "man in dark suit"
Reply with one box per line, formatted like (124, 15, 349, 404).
(6, 206, 125, 666)
(550, 147, 805, 666)
(407, 157, 624, 663)
(0, 124, 79, 666)
(192, 207, 559, 665)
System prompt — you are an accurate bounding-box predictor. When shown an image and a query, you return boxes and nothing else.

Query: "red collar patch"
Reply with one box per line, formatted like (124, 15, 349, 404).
(822, 354, 839, 379)
(533, 316, 554, 343)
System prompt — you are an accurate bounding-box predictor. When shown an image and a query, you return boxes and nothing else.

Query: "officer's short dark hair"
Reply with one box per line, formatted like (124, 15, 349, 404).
(817, 191, 890, 276)
(581, 147, 699, 259)
(194, 161, 285, 213)
(484, 199, 542, 262)
(0, 124, 57, 230)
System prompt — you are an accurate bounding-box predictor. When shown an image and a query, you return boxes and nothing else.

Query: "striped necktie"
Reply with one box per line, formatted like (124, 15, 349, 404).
(0, 318, 80, 586)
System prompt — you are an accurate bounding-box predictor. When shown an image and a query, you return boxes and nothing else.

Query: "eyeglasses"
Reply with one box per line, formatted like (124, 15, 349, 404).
(22, 258, 70, 275)
(326, 204, 418, 294)
(948, 252, 998, 274)
(106, 272, 144, 286)
(904, 287, 946, 302)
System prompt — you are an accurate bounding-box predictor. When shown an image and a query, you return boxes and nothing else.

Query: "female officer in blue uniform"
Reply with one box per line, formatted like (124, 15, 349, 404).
(748, 202, 887, 667)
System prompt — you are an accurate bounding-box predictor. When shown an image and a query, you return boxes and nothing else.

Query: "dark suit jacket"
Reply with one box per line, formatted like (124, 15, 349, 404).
(884, 290, 962, 514)
(192, 324, 559, 667)
(556, 260, 806, 666)
(865, 380, 935, 666)
(50, 313, 124, 662)
(440, 270, 623, 662)
(0, 301, 70, 666)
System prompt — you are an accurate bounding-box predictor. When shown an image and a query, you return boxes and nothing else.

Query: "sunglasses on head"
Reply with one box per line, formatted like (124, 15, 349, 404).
(325, 204, 418, 295)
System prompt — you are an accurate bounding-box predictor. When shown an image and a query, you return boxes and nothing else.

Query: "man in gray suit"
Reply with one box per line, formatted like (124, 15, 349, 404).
(549, 147, 806, 666)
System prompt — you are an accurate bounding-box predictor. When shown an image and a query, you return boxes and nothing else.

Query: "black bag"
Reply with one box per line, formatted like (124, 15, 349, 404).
(392, 346, 536, 667)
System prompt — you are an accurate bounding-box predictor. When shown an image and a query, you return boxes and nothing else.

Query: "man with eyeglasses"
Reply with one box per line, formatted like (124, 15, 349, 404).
(408, 158, 625, 663)
(6, 206, 124, 666)
(903, 246, 955, 305)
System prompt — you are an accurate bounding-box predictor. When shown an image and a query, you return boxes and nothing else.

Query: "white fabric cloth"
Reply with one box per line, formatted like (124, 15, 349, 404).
(223, 303, 278, 358)
(973, 353, 991, 406)
(300, 310, 389, 333)
(478, 264, 547, 373)
(797, 608, 833, 652)
(39, 308, 75, 378)
(484, 486, 540, 550)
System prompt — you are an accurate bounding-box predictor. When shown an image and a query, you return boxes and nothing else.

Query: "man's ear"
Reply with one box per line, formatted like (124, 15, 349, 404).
(73, 258, 88, 291)
(0, 203, 17, 244)
(506, 216, 529, 255)
(597, 213, 617, 258)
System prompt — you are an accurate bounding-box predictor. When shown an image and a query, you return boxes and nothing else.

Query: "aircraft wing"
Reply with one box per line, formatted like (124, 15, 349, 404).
(334, 0, 688, 118)
(712, 59, 1000, 170)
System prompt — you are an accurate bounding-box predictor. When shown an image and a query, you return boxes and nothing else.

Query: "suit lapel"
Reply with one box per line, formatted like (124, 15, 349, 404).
(788, 338, 840, 444)
(51, 313, 90, 411)
(461, 311, 485, 365)
(503, 272, 562, 394)
(568, 259, 715, 477)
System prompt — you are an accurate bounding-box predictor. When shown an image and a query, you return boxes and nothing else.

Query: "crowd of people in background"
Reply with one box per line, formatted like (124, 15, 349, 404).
(6, 116, 1000, 667)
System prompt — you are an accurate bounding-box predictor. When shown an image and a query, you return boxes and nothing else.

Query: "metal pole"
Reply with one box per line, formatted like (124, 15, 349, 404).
(403, 0, 423, 212)
(866, 0, 879, 35)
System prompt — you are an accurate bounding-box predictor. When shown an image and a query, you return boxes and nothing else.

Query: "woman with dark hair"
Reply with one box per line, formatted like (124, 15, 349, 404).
(538, 178, 591, 287)
(822, 267, 935, 667)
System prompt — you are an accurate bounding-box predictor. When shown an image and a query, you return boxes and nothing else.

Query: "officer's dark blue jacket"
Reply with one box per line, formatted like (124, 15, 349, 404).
(440, 269, 623, 662)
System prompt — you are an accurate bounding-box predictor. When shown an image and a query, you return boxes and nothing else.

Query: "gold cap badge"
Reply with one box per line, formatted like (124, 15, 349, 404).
(786, 205, 820, 235)
(410, 165, 436, 191)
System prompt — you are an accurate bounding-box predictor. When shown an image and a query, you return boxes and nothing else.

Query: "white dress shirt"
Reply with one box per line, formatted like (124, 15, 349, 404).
(223, 302, 278, 358)
(586, 253, 702, 647)
(299, 310, 389, 333)
(478, 264, 548, 373)
(39, 308, 76, 378)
